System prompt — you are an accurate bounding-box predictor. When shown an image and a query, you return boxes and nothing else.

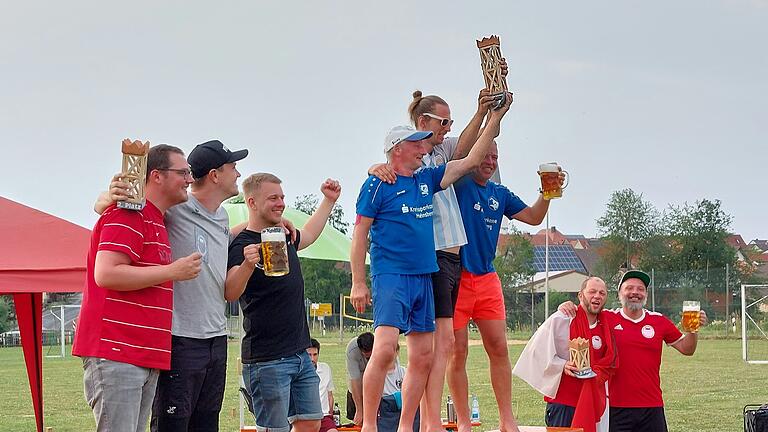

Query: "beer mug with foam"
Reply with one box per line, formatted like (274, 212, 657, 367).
(257, 227, 290, 277)
(538, 162, 569, 200)
(682, 301, 701, 333)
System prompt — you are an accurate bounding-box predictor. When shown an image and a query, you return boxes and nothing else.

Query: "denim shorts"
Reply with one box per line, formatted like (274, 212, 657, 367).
(372, 273, 435, 334)
(242, 351, 323, 432)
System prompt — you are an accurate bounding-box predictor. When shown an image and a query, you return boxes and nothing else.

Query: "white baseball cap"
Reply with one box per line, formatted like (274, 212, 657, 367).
(383, 125, 433, 153)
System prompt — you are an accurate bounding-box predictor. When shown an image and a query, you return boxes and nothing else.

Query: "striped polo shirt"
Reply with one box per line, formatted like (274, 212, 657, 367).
(73, 201, 174, 370)
(421, 136, 468, 251)
(421, 136, 502, 251)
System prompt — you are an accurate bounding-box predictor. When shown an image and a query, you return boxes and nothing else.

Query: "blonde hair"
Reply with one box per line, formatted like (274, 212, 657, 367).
(407, 90, 448, 126)
(242, 173, 282, 197)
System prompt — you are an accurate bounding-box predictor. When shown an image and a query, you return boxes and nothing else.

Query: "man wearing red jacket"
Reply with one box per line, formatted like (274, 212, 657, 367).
(514, 277, 617, 432)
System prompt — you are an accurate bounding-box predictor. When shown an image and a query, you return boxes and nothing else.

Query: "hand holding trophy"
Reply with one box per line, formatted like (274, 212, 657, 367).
(477, 35, 508, 110)
(117, 138, 150, 211)
(569, 337, 597, 379)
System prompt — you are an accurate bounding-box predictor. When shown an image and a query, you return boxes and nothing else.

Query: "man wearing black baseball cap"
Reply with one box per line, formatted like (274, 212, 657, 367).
(149, 139, 249, 431)
(560, 270, 708, 432)
(187, 140, 249, 180)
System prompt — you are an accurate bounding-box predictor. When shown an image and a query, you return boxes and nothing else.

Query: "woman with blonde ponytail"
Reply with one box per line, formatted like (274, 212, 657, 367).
(367, 69, 512, 432)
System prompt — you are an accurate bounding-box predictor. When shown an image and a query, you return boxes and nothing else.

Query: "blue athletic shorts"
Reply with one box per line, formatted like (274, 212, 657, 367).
(372, 273, 435, 333)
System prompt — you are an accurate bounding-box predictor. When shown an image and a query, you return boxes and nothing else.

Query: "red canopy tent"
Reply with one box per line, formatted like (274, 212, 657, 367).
(0, 196, 90, 432)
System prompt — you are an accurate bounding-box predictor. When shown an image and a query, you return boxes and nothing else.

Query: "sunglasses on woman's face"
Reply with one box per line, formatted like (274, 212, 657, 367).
(422, 112, 454, 127)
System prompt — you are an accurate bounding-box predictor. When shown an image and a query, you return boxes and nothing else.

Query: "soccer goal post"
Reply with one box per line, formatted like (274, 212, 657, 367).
(45, 304, 81, 358)
(741, 284, 768, 364)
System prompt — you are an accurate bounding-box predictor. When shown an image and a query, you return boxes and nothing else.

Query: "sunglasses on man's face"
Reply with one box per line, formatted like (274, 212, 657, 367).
(422, 112, 454, 127)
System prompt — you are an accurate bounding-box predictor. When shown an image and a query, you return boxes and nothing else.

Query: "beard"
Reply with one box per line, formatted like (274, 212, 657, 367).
(620, 293, 647, 312)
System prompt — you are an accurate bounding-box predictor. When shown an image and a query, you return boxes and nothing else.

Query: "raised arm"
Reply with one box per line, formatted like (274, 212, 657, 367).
(453, 58, 509, 159)
(452, 88, 496, 160)
(350, 216, 373, 314)
(671, 310, 707, 356)
(440, 92, 512, 189)
(94, 173, 131, 215)
(298, 179, 341, 250)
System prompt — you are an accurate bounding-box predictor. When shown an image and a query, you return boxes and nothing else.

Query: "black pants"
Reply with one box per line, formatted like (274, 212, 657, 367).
(151, 335, 227, 432)
(609, 406, 668, 432)
(545, 402, 575, 427)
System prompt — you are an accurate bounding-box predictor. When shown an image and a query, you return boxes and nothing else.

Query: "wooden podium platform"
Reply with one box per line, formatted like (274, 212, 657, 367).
(244, 425, 582, 432)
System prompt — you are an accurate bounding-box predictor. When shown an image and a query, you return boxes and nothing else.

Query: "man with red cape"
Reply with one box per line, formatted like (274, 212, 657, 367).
(513, 277, 618, 432)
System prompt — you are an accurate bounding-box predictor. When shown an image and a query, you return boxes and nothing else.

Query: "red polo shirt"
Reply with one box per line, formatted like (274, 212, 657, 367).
(73, 202, 174, 370)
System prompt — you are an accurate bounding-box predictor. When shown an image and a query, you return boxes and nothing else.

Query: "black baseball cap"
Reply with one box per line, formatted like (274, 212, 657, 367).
(188, 140, 248, 179)
(619, 270, 651, 288)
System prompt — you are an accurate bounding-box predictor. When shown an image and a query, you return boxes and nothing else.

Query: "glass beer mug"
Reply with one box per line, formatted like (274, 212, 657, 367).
(257, 227, 290, 277)
(538, 162, 569, 200)
(682, 301, 701, 333)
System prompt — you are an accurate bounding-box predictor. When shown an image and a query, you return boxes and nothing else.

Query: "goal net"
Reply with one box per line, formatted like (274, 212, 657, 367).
(741, 284, 768, 364)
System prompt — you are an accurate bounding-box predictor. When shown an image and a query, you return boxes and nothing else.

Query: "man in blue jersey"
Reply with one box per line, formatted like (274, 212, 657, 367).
(447, 142, 564, 432)
(349, 93, 512, 432)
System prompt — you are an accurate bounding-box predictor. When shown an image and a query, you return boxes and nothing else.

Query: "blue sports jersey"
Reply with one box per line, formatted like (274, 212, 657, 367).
(454, 175, 527, 275)
(356, 165, 446, 276)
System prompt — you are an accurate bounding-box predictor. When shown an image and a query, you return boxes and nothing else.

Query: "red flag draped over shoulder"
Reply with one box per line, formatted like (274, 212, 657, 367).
(570, 305, 618, 432)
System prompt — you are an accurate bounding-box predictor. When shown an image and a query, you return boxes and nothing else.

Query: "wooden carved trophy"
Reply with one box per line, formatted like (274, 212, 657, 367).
(117, 138, 150, 211)
(569, 337, 597, 379)
(476, 35, 508, 109)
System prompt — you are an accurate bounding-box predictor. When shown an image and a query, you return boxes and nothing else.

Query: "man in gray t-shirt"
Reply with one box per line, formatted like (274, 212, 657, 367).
(150, 140, 248, 432)
(345, 332, 373, 424)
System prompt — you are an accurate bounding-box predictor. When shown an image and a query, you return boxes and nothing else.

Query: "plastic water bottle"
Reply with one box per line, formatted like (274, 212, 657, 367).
(471, 394, 480, 422)
(446, 395, 456, 423)
(333, 402, 341, 426)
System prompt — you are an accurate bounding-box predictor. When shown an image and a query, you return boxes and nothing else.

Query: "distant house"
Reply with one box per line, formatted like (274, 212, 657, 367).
(749, 239, 768, 253)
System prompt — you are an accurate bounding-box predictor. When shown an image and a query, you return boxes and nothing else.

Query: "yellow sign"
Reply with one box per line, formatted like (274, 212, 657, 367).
(311, 303, 333, 317)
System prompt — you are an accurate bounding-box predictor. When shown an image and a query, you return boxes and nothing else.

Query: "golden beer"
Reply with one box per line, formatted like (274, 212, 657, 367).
(260, 228, 289, 277)
(539, 163, 568, 200)
(682, 301, 701, 333)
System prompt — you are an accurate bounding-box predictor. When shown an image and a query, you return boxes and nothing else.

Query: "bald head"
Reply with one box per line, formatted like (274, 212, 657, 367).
(578, 277, 608, 315)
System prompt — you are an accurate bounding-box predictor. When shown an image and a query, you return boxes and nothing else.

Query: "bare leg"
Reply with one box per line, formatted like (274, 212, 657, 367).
(421, 317, 455, 432)
(475, 320, 519, 432)
(447, 327, 471, 432)
(291, 419, 321, 432)
(361, 326, 400, 432)
(397, 331, 434, 432)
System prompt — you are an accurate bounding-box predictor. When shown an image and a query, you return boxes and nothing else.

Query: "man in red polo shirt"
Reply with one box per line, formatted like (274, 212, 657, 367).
(73, 144, 203, 432)
(559, 270, 708, 432)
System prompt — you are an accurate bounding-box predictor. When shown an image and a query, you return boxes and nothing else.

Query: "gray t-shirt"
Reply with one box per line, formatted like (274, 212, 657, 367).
(346, 337, 369, 380)
(165, 194, 230, 338)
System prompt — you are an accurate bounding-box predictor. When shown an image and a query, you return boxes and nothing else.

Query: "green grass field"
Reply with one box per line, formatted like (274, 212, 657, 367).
(0, 335, 764, 431)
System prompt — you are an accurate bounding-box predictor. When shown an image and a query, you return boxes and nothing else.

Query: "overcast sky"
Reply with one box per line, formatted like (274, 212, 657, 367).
(2, 1, 765, 242)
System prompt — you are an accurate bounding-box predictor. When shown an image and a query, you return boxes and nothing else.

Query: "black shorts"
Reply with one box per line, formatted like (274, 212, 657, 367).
(151, 335, 228, 432)
(609, 406, 668, 432)
(545, 402, 575, 427)
(432, 250, 462, 318)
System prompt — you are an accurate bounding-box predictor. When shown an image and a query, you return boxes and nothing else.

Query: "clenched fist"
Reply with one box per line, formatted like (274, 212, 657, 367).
(170, 252, 202, 281)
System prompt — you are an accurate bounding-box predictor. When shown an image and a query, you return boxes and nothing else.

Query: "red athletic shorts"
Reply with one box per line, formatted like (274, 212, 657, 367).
(453, 271, 506, 330)
(319, 415, 337, 432)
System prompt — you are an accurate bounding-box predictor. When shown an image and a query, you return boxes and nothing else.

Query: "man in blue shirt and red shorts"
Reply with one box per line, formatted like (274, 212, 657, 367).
(447, 141, 564, 432)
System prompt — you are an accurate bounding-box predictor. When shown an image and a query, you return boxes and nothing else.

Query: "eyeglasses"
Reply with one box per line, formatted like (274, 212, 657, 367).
(157, 167, 193, 178)
(422, 112, 454, 127)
